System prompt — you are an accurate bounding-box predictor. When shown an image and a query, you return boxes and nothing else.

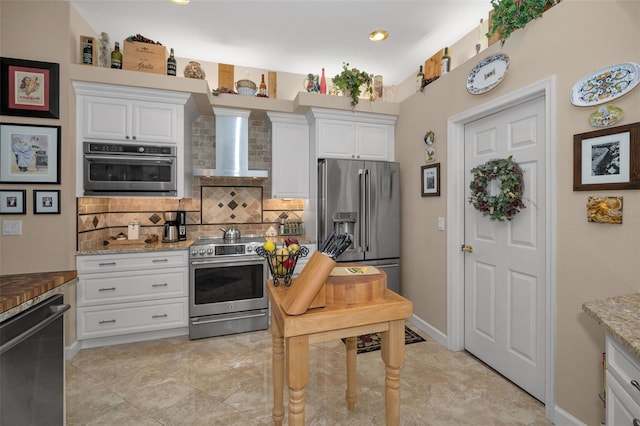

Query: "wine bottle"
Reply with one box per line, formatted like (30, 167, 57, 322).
(83, 38, 93, 65)
(259, 73, 267, 96)
(167, 48, 177, 76)
(110, 42, 122, 69)
(441, 47, 451, 75)
(320, 68, 327, 94)
(416, 65, 424, 92)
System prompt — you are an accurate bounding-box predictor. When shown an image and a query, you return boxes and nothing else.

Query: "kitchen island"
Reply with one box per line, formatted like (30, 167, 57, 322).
(0, 270, 77, 322)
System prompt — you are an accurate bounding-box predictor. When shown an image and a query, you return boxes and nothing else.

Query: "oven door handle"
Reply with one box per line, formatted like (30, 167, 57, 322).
(84, 154, 175, 164)
(190, 259, 263, 266)
(191, 312, 267, 325)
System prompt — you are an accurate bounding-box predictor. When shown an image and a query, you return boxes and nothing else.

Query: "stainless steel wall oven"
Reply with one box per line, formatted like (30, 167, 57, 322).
(189, 236, 268, 339)
(83, 141, 177, 196)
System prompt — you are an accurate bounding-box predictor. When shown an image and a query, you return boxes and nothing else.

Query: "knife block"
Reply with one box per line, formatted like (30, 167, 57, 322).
(281, 252, 335, 315)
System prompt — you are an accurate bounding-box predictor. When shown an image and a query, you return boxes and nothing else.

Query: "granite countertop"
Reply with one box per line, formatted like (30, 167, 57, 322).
(0, 270, 78, 322)
(77, 240, 194, 255)
(583, 293, 640, 358)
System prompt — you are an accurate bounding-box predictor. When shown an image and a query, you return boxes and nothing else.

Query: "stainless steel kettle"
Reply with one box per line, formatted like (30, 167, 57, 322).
(220, 226, 241, 241)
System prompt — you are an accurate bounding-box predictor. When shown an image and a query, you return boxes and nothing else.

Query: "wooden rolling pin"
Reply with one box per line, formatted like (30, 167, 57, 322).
(281, 251, 335, 315)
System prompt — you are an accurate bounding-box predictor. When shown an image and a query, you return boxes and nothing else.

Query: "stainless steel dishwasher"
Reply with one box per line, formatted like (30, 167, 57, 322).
(0, 294, 70, 425)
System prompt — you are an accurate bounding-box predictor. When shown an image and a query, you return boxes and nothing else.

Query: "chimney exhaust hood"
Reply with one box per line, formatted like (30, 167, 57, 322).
(193, 107, 269, 178)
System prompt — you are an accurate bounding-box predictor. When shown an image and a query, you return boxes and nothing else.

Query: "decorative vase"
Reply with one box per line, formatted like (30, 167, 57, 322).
(184, 61, 205, 79)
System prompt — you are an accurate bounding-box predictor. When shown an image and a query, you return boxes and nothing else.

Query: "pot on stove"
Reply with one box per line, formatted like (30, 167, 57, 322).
(220, 226, 241, 241)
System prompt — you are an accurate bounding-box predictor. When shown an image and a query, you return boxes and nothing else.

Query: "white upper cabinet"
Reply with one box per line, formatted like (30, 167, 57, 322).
(306, 108, 397, 161)
(82, 97, 178, 143)
(267, 112, 309, 199)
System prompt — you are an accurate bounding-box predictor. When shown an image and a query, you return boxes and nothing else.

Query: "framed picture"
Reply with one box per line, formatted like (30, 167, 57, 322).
(421, 163, 440, 197)
(573, 122, 640, 191)
(0, 190, 26, 214)
(0, 57, 60, 118)
(0, 123, 61, 184)
(33, 190, 60, 214)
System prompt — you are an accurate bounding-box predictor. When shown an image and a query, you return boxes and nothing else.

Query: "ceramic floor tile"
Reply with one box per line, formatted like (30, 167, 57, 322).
(67, 326, 551, 425)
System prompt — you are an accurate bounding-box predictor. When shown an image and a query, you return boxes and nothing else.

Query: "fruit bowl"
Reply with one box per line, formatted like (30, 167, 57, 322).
(256, 243, 309, 287)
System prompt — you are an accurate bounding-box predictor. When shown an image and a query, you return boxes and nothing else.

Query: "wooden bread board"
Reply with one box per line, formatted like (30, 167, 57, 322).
(325, 270, 386, 305)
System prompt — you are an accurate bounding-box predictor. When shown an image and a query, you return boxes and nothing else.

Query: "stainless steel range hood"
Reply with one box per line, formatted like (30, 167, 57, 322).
(193, 107, 268, 178)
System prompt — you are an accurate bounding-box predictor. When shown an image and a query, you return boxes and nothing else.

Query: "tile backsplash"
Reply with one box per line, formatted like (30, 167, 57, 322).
(77, 114, 304, 251)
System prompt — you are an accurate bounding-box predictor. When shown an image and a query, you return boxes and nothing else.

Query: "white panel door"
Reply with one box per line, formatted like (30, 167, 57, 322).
(464, 96, 546, 401)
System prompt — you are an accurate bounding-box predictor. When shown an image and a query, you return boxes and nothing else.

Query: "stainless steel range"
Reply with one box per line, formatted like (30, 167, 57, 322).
(189, 235, 268, 340)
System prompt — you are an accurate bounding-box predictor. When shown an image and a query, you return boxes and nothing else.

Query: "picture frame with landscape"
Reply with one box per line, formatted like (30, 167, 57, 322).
(421, 163, 440, 197)
(573, 122, 640, 191)
(0, 57, 60, 119)
(0, 123, 61, 184)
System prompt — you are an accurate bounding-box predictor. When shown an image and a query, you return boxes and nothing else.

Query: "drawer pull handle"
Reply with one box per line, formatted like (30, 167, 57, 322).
(152, 314, 168, 319)
(152, 283, 168, 288)
(631, 380, 640, 393)
(98, 287, 116, 292)
(98, 262, 117, 267)
(99, 319, 116, 324)
(152, 259, 169, 263)
(633, 419, 640, 426)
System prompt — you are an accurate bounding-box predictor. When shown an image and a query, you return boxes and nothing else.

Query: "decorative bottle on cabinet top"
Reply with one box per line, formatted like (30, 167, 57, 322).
(416, 65, 424, 92)
(441, 47, 451, 75)
(167, 48, 177, 76)
(320, 68, 327, 94)
(259, 73, 267, 96)
(110, 42, 122, 69)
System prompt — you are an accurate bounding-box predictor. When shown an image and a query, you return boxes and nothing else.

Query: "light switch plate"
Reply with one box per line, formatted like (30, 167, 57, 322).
(2, 220, 22, 235)
(437, 217, 445, 231)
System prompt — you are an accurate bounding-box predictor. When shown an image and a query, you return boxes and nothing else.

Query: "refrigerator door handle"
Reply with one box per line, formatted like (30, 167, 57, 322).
(359, 168, 366, 252)
(364, 168, 371, 252)
(319, 160, 328, 240)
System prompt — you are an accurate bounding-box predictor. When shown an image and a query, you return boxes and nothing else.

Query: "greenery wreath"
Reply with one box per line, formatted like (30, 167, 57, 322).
(468, 156, 526, 221)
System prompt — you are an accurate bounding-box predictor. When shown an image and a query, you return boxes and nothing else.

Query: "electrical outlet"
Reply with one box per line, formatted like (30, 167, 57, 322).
(2, 220, 22, 235)
(437, 217, 445, 231)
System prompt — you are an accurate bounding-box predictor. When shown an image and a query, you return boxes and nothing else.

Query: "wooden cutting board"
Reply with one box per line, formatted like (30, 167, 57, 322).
(218, 63, 234, 90)
(106, 238, 146, 246)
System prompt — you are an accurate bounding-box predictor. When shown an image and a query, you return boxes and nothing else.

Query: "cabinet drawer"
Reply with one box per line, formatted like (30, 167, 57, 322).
(607, 371, 640, 425)
(78, 268, 187, 306)
(77, 250, 188, 273)
(608, 334, 640, 407)
(77, 298, 187, 339)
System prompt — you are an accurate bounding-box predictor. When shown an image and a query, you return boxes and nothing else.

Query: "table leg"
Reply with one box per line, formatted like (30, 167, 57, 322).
(381, 320, 405, 426)
(345, 336, 357, 410)
(286, 335, 309, 426)
(271, 314, 284, 425)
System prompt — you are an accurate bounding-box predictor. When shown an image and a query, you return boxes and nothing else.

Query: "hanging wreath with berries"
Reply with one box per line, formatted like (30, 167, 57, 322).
(468, 156, 526, 221)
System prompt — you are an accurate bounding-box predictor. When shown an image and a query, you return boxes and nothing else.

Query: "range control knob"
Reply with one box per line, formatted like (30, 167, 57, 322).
(206, 248, 214, 255)
(246, 245, 254, 253)
(138, 146, 144, 153)
(191, 249, 199, 256)
(199, 248, 206, 255)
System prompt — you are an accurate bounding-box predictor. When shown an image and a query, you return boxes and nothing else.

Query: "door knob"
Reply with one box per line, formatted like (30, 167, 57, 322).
(461, 244, 473, 253)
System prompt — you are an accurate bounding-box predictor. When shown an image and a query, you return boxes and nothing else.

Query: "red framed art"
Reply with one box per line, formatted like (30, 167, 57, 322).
(0, 57, 59, 119)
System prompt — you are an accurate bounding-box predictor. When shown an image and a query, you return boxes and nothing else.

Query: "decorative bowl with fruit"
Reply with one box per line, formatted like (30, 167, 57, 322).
(255, 237, 309, 287)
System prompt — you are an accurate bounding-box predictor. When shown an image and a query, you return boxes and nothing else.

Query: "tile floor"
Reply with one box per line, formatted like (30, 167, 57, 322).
(66, 324, 551, 425)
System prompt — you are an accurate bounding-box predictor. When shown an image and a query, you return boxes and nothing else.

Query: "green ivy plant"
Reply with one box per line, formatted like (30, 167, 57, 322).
(488, 0, 556, 46)
(332, 62, 373, 107)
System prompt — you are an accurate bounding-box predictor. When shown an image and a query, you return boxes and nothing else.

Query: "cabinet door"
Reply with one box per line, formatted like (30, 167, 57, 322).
(607, 371, 640, 426)
(271, 119, 309, 198)
(317, 120, 357, 159)
(356, 122, 393, 160)
(83, 96, 132, 141)
(132, 101, 179, 143)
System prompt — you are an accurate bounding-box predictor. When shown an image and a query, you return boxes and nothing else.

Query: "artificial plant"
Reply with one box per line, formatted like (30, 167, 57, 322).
(332, 62, 373, 107)
(487, 0, 556, 46)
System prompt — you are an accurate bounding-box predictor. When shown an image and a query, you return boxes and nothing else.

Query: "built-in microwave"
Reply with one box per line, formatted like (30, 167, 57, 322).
(83, 142, 177, 196)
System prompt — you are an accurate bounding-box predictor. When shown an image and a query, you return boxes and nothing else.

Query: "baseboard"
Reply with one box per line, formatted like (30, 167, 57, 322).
(552, 405, 587, 426)
(65, 340, 82, 360)
(407, 314, 448, 348)
(67, 327, 188, 356)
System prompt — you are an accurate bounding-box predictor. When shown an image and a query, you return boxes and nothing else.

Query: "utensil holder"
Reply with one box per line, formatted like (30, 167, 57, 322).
(256, 244, 309, 287)
(281, 251, 336, 316)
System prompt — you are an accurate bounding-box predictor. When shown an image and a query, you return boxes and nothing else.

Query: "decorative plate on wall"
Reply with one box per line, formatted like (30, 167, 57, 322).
(466, 53, 510, 95)
(570, 62, 640, 106)
(589, 104, 624, 128)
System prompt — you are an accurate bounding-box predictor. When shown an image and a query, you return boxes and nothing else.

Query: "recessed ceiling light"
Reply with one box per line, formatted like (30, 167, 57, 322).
(170, 0, 190, 5)
(369, 30, 389, 42)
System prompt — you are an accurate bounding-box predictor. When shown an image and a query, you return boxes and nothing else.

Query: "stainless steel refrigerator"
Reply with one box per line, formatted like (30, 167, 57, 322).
(318, 159, 401, 293)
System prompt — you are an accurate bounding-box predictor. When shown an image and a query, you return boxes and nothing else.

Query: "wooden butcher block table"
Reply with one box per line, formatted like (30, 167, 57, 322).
(267, 268, 413, 425)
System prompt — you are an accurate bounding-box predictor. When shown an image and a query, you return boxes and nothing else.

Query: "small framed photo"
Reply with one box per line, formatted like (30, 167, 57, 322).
(421, 163, 440, 197)
(33, 190, 60, 214)
(0, 123, 61, 184)
(0, 57, 60, 118)
(573, 122, 640, 191)
(0, 190, 26, 214)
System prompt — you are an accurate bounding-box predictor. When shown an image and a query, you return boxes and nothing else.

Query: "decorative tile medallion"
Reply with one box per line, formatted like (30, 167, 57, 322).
(202, 186, 263, 224)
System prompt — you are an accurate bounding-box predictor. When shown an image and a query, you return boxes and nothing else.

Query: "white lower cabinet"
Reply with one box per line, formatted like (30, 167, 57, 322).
(76, 250, 189, 345)
(606, 333, 640, 425)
